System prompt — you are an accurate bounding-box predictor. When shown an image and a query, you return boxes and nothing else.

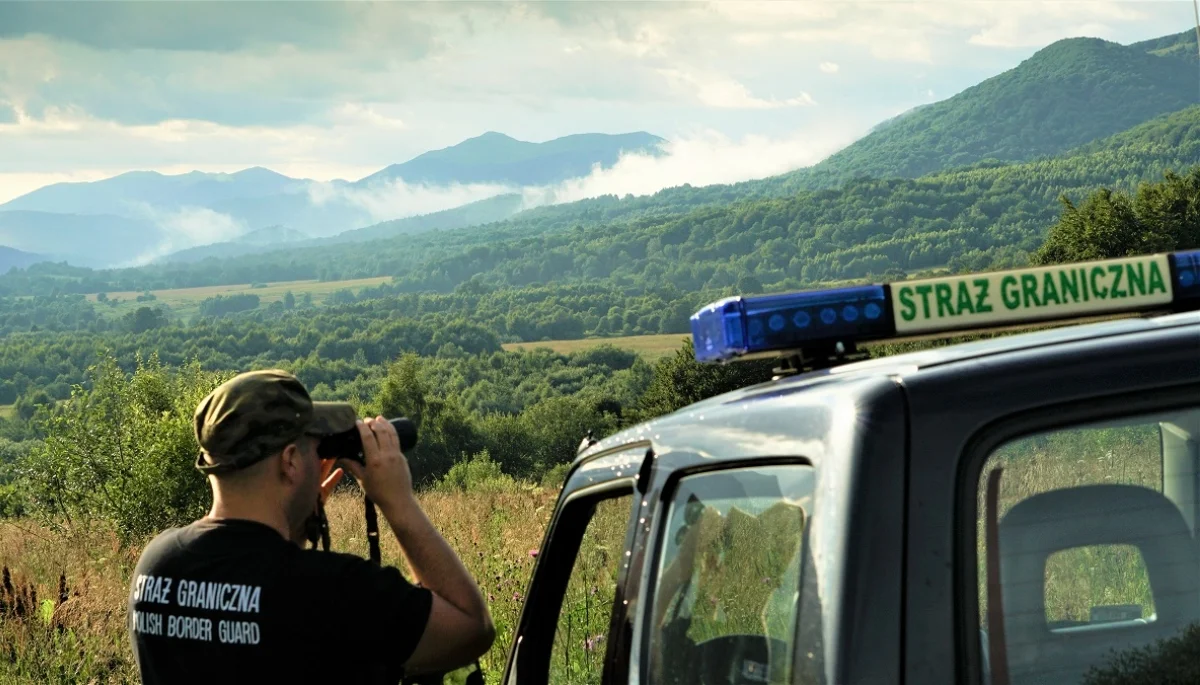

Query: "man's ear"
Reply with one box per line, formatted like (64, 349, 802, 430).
(278, 443, 303, 484)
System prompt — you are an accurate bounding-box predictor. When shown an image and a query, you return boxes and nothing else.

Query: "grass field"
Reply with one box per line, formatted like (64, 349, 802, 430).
(498, 311, 1150, 364)
(0, 487, 565, 684)
(502, 333, 691, 361)
(86, 276, 393, 320)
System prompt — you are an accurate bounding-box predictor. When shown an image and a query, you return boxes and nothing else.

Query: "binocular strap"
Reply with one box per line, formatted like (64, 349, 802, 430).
(365, 495, 381, 565)
(311, 494, 485, 684)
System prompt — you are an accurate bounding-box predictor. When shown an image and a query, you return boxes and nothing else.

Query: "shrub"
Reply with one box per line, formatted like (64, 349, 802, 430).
(0, 482, 26, 518)
(437, 450, 518, 494)
(17, 353, 233, 545)
(540, 462, 572, 490)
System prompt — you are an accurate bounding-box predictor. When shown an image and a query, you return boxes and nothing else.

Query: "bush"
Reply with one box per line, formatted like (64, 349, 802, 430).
(17, 353, 233, 545)
(437, 450, 518, 494)
(0, 482, 26, 517)
(540, 462, 572, 490)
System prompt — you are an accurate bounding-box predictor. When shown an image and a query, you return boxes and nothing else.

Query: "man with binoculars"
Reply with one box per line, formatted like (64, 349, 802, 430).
(127, 369, 495, 684)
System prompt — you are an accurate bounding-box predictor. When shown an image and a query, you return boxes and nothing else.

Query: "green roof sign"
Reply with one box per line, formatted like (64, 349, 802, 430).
(890, 253, 1173, 335)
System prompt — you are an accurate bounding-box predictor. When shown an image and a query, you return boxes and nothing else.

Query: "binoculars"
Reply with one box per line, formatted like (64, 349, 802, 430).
(316, 417, 418, 463)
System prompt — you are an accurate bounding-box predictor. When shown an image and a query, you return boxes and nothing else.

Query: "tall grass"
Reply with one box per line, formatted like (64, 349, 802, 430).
(0, 486, 562, 684)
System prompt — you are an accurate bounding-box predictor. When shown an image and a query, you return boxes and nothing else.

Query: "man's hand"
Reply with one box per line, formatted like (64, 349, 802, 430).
(340, 416, 414, 511)
(319, 459, 344, 504)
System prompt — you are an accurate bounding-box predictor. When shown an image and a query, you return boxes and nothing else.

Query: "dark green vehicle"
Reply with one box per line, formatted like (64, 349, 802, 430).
(499, 250, 1200, 685)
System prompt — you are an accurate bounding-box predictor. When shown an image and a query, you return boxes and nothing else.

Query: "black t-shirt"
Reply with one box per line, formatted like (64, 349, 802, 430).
(128, 518, 433, 685)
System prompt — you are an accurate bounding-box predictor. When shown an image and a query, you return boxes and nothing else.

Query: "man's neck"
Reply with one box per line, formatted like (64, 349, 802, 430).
(207, 495, 293, 543)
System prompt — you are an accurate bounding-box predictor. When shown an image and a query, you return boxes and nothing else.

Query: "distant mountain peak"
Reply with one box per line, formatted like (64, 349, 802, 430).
(355, 130, 666, 188)
(231, 166, 291, 180)
(473, 131, 517, 141)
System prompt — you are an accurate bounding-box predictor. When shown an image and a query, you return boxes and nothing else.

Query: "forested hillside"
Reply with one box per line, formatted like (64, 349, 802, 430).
(778, 30, 1200, 190)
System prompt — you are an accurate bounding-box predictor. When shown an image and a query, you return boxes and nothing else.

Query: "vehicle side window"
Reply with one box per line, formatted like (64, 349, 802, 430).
(973, 406, 1200, 685)
(645, 465, 813, 685)
(550, 494, 632, 685)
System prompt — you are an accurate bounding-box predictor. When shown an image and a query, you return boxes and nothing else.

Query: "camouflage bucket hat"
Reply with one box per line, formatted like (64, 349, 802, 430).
(193, 369, 357, 475)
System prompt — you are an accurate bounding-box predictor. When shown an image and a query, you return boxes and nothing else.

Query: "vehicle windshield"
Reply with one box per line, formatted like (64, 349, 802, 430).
(648, 465, 813, 685)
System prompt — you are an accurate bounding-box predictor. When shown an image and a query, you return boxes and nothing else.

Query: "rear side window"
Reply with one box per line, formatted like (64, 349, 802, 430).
(644, 464, 813, 685)
(973, 406, 1200, 685)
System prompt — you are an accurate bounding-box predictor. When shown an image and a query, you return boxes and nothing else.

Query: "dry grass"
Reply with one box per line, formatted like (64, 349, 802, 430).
(84, 277, 392, 305)
(497, 312, 1147, 366)
(0, 520, 141, 683)
(85, 277, 393, 320)
(0, 486, 564, 684)
(502, 334, 691, 362)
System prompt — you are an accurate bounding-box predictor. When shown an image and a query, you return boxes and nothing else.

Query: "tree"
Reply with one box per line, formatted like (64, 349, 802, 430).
(1034, 169, 1200, 265)
(632, 339, 777, 422)
(374, 353, 428, 428)
(284, 290, 296, 309)
(18, 354, 232, 544)
(124, 306, 168, 333)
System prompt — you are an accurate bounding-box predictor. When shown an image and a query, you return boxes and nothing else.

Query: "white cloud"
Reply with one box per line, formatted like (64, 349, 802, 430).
(328, 103, 407, 130)
(820, 62, 840, 74)
(520, 126, 860, 207)
(123, 204, 247, 267)
(0, 104, 411, 179)
(657, 68, 817, 110)
(705, 2, 840, 26)
(969, 20, 1123, 49)
(308, 178, 515, 225)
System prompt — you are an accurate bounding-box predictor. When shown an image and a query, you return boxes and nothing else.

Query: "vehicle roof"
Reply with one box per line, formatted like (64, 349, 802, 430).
(576, 309, 1200, 463)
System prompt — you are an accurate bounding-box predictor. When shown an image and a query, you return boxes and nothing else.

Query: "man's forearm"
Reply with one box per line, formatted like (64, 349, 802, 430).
(379, 495, 491, 623)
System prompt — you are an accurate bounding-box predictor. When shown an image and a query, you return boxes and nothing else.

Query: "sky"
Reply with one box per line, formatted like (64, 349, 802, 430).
(0, 0, 1196, 205)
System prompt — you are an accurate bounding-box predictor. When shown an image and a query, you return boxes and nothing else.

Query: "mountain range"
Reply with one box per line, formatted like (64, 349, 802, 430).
(2, 28, 1200, 283)
(0, 131, 665, 268)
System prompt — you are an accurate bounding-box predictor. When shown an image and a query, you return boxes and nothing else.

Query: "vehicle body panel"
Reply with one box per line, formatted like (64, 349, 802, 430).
(503, 310, 1200, 685)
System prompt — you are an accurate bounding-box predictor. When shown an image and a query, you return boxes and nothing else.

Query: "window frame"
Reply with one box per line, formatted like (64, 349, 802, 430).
(954, 382, 1200, 685)
(637, 457, 816, 685)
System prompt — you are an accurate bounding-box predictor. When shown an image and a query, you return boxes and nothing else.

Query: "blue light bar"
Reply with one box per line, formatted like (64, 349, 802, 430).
(692, 249, 1200, 365)
(1171, 249, 1200, 303)
(691, 285, 893, 363)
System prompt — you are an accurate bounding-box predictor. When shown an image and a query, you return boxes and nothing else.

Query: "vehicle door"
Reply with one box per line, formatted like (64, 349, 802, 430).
(498, 444, 647, 685)
(903, 314, 1200, 684)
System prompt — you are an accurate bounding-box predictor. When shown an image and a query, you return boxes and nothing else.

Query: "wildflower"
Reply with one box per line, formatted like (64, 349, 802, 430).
(584, 634, 606, 651)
